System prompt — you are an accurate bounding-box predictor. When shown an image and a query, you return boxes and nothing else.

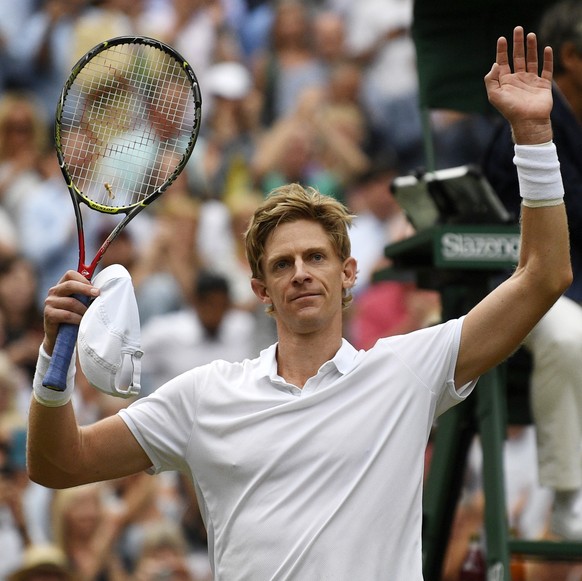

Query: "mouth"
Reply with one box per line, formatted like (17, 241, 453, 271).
(291, 292, 320, 301)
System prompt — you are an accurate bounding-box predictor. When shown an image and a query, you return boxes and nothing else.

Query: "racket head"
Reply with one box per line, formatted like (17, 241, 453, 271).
(55, 36, 202, 216)
(43, 37, 201, 392)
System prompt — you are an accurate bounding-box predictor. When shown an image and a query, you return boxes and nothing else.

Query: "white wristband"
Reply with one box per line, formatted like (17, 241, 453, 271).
(32, 345, 76, 407)
(513, 141, 564, 206)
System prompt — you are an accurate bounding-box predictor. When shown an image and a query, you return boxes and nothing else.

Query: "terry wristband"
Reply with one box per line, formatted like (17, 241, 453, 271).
(33, 345, 76, 407)
(513, 141, 565, 207)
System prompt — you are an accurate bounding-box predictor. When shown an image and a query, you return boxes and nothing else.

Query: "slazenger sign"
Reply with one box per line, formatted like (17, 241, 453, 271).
(438, 231, 520, 267)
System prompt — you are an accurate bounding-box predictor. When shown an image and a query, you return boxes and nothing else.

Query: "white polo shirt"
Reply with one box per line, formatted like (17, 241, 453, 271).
(119, 317, 474, 580)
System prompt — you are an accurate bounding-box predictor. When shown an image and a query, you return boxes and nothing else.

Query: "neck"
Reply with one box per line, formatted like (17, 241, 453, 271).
(275, 330, 343, 388)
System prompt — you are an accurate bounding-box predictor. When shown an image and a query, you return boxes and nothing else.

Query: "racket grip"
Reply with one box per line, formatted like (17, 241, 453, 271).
(42, 294, 90, 392)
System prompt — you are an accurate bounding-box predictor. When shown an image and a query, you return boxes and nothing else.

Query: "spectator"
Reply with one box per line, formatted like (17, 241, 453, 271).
(252, 85, 369, 201)
(51, 483, 125, 580)
(17, 149, 102, 309)
(232, 0, 274, 62)
(130, 520, 211, 581)
(130, 187, 203, 324)
(341, 0, 423, 169)
(253, 0, 327, 126)
(7, 543, 74, 581)
(69, 0, 150, 68)
(211, 190, 266, 311)
(13, 0, 87, 117)
(0, 254, 44, 382)
(145, 0, 225, 106)
(213, 190, 278, 351)
(186, 60, 260, 200)
(51, 478, 157, 581)
(140, 269, 257, 395)
(0, 0, 36, 92)
(0, 426, 31, 578)
(0, 91, 48, 225)
(0, 352, 27, 435)
(346, 153, 440, 348)
(313, 9, 347, 71)
(346, 152, 410, 293)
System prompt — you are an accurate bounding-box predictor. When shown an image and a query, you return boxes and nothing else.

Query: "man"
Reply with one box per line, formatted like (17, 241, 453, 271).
(140, 270, 257, 395)
(27, 28, 572, 579)
(483, 0, 582, 540)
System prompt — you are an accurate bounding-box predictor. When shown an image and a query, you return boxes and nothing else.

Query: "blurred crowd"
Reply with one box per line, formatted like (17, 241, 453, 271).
(0, 0, 547, 580)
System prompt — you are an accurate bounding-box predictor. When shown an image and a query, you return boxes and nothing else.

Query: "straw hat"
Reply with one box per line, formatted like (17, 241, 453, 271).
(8, 544, 73, 581)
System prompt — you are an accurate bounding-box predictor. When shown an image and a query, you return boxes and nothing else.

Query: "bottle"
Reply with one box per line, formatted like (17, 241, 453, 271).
(459, 532, 486, 581)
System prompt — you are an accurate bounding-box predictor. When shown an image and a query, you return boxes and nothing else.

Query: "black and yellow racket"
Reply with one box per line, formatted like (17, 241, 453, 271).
(43, 36, 202, 391)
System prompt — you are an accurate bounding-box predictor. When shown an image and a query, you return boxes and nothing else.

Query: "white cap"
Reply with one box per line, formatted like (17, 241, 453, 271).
(77, 264, 143, 398)
(205, 62, 252, 100)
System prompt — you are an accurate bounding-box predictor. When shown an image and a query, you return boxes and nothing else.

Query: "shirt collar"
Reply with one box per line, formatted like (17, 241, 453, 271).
(257, 338, 360, 382)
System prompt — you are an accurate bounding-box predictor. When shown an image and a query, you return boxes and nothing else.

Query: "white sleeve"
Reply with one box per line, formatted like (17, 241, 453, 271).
(118, 369, 199, 474)
(384, 316, 478, 417)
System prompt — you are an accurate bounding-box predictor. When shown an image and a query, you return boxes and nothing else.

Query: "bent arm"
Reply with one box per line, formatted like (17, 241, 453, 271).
(27, 270, 152, 488)
(455, 28, 573, 387)
(27, 400, 151, 488)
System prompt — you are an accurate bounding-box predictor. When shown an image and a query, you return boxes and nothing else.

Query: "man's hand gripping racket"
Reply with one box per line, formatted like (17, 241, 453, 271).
(43, 36, 202, 391)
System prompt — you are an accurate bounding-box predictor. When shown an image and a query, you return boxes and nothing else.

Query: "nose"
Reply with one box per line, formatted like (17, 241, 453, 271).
(292, 259, 311, 284)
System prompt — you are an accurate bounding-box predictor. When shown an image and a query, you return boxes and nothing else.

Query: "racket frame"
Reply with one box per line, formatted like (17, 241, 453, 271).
(43, 36, 202, 391)
(54, 35, 202, 279)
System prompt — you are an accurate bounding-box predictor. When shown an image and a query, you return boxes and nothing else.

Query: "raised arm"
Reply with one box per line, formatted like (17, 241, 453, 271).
(455, 27, 573, 387)
(27, 270, 152, 489)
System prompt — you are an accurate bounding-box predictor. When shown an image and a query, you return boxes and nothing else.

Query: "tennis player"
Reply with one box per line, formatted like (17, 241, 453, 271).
(27, 27, 571, 580)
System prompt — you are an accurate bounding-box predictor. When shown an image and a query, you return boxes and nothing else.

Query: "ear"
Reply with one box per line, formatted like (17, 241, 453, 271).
(342, 257, 358, 290)
(251, 277, 271, 304)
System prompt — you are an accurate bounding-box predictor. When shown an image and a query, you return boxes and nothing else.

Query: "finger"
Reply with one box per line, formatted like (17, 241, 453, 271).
(526, 32, 538, 74)
(484, 62, 501, 94)
(58, 269, 90, 285)
(541, 45, 554, 82)
(44, 305, 84, 329)
(48, 276, 98, 300)
(512, 26, 526, 72)
(496, 35, 509, 68)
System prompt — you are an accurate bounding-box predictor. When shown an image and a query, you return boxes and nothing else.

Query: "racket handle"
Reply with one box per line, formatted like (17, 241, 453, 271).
(42, 293, 90, 392)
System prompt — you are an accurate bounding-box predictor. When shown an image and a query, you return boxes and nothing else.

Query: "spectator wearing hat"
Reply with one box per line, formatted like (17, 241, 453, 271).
(7, 543, 73, 581)
(186, 60, 260, 202)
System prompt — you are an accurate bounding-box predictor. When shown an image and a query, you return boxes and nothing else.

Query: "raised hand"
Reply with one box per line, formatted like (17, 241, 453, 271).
(484, 26, 554, 144)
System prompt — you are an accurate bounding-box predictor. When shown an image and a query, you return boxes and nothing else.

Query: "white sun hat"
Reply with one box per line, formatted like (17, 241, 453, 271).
(77, 264, 143, 398)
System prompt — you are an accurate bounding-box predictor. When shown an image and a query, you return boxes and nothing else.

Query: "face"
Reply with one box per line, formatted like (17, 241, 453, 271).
(251, 219, 356, 336)
(0, 258, 37, 312)
(63, 487, 102, 541)
(196, 290, 230, 336)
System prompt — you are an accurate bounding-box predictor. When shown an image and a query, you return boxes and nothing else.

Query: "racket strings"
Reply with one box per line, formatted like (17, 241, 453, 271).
(60, 42, 198, 210)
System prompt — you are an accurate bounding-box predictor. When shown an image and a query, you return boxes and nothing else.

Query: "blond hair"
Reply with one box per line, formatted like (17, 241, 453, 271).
(244, 184, 355, 309)
(0, 92, 48, 160)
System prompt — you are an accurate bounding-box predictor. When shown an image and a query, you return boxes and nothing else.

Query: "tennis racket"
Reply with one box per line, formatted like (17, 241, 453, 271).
(43, 36, 202, 391)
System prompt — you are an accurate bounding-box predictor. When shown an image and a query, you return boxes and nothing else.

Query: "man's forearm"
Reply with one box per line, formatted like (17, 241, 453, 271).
(27, 398, 85, 489)
(510, 118, 572, 299)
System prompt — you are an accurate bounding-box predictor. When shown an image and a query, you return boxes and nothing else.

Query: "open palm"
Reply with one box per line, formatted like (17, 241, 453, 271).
(485, 27, 553, 127)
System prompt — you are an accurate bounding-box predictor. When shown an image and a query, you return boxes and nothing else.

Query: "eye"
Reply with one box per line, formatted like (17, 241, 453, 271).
(311, 253, 325, 262)
(273, 259, 290, 271)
